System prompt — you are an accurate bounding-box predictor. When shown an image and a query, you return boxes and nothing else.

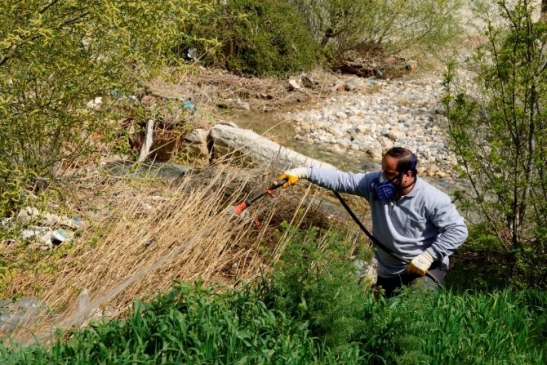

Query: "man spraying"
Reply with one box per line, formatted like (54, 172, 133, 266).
(278, 147, 468, 297)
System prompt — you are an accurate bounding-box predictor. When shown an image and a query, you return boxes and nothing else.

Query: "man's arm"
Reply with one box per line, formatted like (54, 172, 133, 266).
(307, 167, 374, 199)
(425, 193, 468, 261)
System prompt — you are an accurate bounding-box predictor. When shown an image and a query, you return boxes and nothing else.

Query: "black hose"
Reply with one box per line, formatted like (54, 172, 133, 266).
(332, 190, 440, 283)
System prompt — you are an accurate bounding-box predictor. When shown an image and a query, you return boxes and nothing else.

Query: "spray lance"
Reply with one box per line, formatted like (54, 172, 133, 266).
(231, 179, 287, 227)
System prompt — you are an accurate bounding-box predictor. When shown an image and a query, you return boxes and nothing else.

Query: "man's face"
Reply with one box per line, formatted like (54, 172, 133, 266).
(381, 154, 414, 188)
(381, 155, 401, 182)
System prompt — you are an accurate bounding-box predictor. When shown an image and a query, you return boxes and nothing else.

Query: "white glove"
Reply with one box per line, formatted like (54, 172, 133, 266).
(407, 251, 434, 276)
(278, 167, 309, 188)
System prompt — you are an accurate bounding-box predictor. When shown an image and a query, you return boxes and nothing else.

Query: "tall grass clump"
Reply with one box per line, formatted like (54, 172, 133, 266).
(0, 165, 312, 338)
(354, 288, 547, 364)
(0, 281, 364, 364)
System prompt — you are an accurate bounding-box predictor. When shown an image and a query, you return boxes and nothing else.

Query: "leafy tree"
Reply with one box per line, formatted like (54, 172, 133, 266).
(0, 0, 215, 215)
(443, 0, 547, 288)
(288, 0, 464, 61)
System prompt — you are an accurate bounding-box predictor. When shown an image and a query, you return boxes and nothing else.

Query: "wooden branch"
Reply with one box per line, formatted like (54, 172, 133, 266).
(138, 119, 155, 163)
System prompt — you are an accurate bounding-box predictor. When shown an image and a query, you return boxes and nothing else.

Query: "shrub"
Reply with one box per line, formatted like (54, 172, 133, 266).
(443, 0, 547, 289)
(0, 0, 214, 216)
(260, 223, 373, 351)
(178, 0, 323, 76)
(289, 0, 464, 64)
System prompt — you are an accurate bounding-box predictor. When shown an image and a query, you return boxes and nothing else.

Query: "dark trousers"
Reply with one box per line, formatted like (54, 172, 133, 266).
(374, 263, 447, 298)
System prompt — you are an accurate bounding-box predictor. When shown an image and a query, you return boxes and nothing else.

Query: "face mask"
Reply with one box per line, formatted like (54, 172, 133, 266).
(371, 153, 418, 200)
(371, 173, 401, 200)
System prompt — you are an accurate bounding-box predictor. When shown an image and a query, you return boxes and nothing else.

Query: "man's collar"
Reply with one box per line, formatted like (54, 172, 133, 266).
(401, 176, 421, 198)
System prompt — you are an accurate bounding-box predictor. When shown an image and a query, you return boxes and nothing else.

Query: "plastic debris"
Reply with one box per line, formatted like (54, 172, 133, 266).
(183, 100, 196, 110)
(52, 229, 72, 244)
(0, 297, 49, 332)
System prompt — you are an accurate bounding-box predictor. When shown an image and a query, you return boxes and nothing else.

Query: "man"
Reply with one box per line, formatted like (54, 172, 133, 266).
(278, 147, 468, 297)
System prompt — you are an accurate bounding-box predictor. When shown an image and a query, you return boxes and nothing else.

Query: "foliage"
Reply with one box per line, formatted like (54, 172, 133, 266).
(442, 0, 547, 288)
(446, 223, 514, 291)
(1, 279, 546, 364)
(260, 223, 372, 351)
(259, 225, 546, 363)
(288, 0, 464, 63)
(178, 0, 323, 76)
(388, 289, 546, 364)
(0, 0, 215, 216)
(0, 281, 357, 364)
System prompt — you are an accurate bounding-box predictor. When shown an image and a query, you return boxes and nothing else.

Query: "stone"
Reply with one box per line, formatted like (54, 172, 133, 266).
(366, 147, 383, 161)
(386, 130, 406, 141)
(288, 79, 301, 91)
(405, 60, 418, 72)
(346, 78, 364, 91)
(180, 128, 209, 157)
(383, 57, 397, 66)
(356, 124, 370, 134)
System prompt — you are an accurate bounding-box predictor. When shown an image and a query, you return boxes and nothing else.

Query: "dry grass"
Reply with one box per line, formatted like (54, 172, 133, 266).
(3, 159, 348, 343)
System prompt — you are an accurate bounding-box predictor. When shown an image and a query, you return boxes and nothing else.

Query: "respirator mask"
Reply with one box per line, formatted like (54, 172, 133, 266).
(371, 173, 401, 200)
(371, 153, 417, 201)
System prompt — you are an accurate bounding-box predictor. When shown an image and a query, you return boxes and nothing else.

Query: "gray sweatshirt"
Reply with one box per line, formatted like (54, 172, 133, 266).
(307, 167, 468, 277)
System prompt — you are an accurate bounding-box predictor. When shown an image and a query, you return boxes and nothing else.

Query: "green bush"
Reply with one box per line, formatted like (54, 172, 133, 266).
(446, 223, 513, 291)
(442, 1, 547, 289)
(0, 0, 214, 216)
(260, 223, 373, 351)
(179, 0, 323, 76)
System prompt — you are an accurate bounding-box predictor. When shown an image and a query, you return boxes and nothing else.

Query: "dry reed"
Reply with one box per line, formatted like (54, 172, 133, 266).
(4, 159, 339, 344)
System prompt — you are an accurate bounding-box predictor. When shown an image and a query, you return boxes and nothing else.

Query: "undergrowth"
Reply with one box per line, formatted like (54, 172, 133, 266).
(1, 225, 545, 364)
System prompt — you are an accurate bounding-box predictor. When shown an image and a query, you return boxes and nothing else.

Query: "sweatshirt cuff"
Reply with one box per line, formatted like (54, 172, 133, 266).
(426, 248, 439, 261)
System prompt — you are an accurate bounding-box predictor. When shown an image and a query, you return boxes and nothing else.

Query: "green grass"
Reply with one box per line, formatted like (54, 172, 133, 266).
(0, 281, 360, 364)
(1, 282, 545, 364)
(1, 225, 546, 364)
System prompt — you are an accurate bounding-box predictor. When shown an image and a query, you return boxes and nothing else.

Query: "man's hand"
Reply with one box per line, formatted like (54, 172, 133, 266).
(407, 251, 434, 276)
(278, 167, 309, 188)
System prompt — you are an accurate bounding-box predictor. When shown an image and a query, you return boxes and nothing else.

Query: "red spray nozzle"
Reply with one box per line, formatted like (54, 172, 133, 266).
(232, 202, 249, 216)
